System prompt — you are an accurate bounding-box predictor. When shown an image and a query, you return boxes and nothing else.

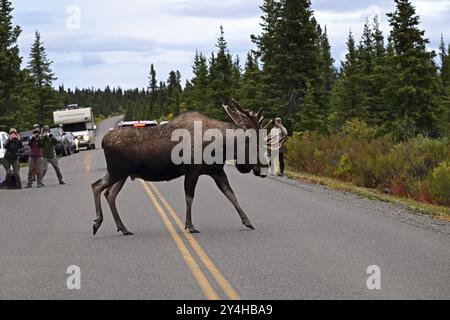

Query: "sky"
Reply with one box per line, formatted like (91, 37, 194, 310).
(11, 0, 450, 90)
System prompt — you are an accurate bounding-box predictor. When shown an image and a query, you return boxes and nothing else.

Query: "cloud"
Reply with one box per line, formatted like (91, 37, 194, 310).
(10, 0, 450, 89)
(162, 0, 261, 18)
(80, 52, 104, 66)
(45, 33, 161, 53)
(13, 8, 60, 26)
(311, 0, 393, 12)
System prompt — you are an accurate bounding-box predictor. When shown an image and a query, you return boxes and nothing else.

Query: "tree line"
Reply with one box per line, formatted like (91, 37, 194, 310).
(0, 0, 60, 131)
(1, 0, 449, 139)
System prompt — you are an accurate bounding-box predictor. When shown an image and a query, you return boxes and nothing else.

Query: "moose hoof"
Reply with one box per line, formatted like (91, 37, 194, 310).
(244, 223, 255, 230)
(93, 223, 102, 236)
(118, 229, 134, 236)
(185, 226, 201, 234)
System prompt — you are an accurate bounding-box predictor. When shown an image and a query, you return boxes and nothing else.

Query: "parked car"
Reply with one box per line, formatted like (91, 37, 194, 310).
(18, 130, 32, 162)
(50, 127, 72, 157)
(65, 132, 79, 153)
(0, 132, 8, 162)
(118, 120, 158, 128)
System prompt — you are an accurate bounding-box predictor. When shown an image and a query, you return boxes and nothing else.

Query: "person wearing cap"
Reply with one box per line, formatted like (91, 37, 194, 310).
(31, 124, 41, 136)
(2, 128, 24, 189)
(41, 126, 65, 185)
(26, 126, 44, 188)
(269, 117, 288, 177)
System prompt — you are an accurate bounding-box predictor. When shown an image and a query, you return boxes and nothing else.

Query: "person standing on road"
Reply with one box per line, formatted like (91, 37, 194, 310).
(2, 129, 23, 189)
(269, 117, 288, 177)
(26, 127, 44, 188)
(41, 126, 65, 185)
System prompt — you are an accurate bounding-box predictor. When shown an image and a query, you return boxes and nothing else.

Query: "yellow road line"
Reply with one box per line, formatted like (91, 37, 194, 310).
(148, 182, 241, 300)
(139, 180, 220, 300)
(83, 153, 92, 174)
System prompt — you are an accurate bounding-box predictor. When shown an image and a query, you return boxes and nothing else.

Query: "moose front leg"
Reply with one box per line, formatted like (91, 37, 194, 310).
(211, 169, 255, 230)
(184, 172, 200, 234)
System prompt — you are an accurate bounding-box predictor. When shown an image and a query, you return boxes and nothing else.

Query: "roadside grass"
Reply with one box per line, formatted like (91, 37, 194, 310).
(285, 169, 450, 222)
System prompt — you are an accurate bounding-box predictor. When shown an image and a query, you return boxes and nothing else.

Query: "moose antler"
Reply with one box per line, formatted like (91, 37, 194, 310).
(231, 99, 256, 125)
(222, 104, 245, 127)
(228, 99, 268, 128)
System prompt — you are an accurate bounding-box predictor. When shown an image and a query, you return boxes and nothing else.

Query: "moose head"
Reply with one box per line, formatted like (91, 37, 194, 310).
(222, 99, 273, 178)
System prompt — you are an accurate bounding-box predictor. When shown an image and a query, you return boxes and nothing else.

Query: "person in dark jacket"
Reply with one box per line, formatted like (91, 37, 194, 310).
(41, 126, 65, 185)
(26, 127, 44, 188)
(2, 128, 23, 189)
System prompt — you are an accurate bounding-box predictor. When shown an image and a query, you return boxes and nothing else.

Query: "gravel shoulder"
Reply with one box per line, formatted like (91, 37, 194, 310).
(269, 174, 450, 238)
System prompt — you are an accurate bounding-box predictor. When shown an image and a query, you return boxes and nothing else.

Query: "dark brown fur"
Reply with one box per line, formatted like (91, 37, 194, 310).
(92, 108, 268, 235)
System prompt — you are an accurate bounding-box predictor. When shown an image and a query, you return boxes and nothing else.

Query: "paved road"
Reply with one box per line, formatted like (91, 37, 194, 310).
(0, 116, 449, 300)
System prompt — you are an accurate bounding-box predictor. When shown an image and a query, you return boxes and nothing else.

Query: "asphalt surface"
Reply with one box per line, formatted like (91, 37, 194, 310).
(0, 116, 449, 300)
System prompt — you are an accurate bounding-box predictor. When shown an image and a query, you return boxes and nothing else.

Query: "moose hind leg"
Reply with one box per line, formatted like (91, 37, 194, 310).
(104, 178, 134, 236)
(91, 172, 119, 236)
(211, 170, 255, 230)
(184, 172, 200, 234)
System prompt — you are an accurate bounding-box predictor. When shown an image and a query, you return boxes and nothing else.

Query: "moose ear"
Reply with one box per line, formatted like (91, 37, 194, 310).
(223, 105, 244, 127)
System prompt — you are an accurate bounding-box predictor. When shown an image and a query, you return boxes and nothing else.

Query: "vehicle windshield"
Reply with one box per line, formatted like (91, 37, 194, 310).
(63, 123, 88, 132)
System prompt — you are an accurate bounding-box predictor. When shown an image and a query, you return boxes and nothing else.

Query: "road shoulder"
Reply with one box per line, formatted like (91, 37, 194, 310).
(268, 171, 450, 238)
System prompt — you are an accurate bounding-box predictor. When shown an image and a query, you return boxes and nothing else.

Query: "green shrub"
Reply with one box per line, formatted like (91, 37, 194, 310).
(286, 120, 450, 206)
(285, 131, 344, 176)
(426, 162, 450, 205)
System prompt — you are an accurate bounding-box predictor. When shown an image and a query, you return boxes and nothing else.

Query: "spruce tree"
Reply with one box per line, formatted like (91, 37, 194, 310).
(251, 0, 282, 115)
(186, 51, 209, 113)
(148, 64, 158, 118)
(27, 31, 58, 124)
(208, 26, 233, 119)
(359, 19, 374, 75)
(318, 26, 336, 93)
(439, 35, 450, 87)
(275, 0, 321, 115)
(253, 0, 322, 128)
(158, 81, 168, 117)
(293, 81, 324, 133)
(357, 18, 387, 127)
(331, 30, 367, 125)
(0, 0, 23, 130)
(438, 35, 450, 136)
(167, 70, 182, 116)
(28, 31, 56, 87)
(369, 16, 389, 127)
(316, 25, 335, 125)
(372, 16, 385, 60)
(384, 0, 440, 138)
(239, 52, 263, 110)
(231, 55, 242, 101)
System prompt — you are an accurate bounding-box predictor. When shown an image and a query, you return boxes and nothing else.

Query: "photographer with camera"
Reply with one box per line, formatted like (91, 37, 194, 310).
(2, 128, 24, 189)
(26, 125, 44, 188)
(269, 117, 288, 177)
(41, 126, 65, 185)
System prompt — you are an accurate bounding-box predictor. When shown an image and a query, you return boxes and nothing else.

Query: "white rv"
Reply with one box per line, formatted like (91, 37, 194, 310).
(53, 105, 97, 150)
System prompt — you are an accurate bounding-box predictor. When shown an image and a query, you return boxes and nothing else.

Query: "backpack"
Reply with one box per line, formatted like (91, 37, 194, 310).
(1, 172, 16, 188)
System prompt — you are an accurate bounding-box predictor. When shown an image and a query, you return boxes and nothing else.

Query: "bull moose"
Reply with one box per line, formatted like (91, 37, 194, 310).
(91, 101, 275, 235)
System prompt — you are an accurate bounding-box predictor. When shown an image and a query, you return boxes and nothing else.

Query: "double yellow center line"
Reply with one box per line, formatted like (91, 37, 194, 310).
(139, 180, 240, 300)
